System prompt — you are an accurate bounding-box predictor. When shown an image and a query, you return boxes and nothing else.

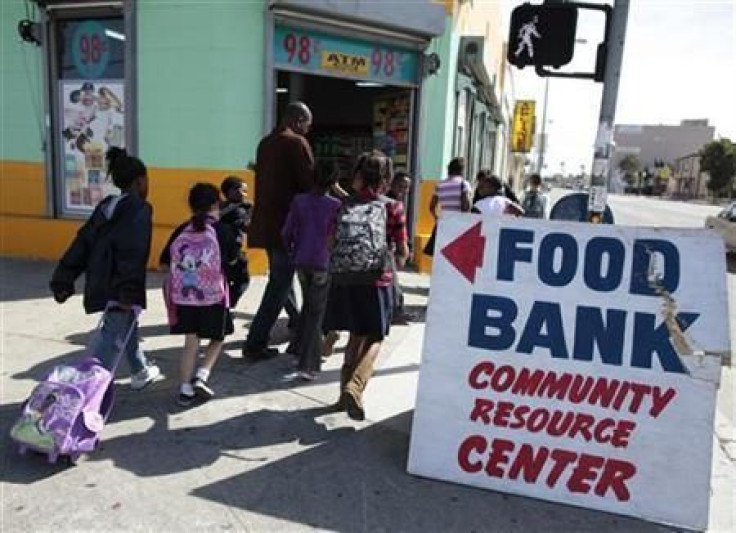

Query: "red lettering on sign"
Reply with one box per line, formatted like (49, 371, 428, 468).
(484, 437, 515, 478)
(283, 33, 311, 65)
(372, 48, 382, 75)
(385, 50, 395, 76)
(299, 35, 311, 64)
(468, 395, 638, 449)
(456, 436, 637, 501)
(508, 443, 549, 483)
(567, 454, 605, 495)
(468, 361, 494, 389)
(595, 458, 636, 501)
(284, 33, 296, 62)
(469, 398, 494, 424)
(457, 435, 487, 473)
(467, 362, 677, 420)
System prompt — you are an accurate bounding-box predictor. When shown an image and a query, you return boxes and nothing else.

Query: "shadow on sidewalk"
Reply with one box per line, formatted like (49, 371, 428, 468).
(189, 410, 666, 533)
(63, 323, 173, 347)
(401, 284, 430, 297)
(88, 404, 353, 478)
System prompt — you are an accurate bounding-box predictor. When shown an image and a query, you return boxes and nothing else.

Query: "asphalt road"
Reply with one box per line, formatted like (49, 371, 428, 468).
(549, 189, 723, 228)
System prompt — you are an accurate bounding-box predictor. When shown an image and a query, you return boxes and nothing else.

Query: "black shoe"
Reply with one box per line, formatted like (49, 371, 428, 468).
(344, 392, 365, 421)
(243, 347, 280, 361)
(177, 392, 196, 407)
(392, 311, 416, 325)
(192, 378, 215, 401)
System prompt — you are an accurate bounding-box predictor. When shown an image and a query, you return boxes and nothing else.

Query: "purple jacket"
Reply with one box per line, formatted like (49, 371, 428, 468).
(282, 193, 341, 270)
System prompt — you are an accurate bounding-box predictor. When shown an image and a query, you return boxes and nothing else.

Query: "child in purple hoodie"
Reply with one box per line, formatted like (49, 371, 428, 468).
(281, 160, 342, 381)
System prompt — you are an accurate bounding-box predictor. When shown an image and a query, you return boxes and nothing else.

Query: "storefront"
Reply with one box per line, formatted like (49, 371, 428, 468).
(267, 3, 447, 236)
(1, 0, 448, 272)
(273, 25, 418, 186)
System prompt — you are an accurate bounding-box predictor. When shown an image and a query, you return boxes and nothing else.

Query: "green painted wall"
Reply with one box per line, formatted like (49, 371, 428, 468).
(419, 17, 458, 180)
(137, 0, 265, 169)
(0, 1, 45, 162)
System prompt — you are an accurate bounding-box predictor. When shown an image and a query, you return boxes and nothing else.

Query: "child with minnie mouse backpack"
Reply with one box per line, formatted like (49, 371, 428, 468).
(160, 183, 239, 407)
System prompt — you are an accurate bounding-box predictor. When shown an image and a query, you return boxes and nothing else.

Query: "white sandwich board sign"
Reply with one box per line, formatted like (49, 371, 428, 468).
(408, 215, 729, 530)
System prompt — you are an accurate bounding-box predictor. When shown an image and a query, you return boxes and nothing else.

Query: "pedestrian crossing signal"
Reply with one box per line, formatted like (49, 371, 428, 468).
(508, 3, 579, 69)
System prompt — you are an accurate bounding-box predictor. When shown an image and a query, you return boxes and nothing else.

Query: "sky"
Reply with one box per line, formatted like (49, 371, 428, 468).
(509, 0, 736, 176)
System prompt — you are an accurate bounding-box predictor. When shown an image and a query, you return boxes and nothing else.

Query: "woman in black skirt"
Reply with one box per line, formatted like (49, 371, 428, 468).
(324, 151, 409, 420)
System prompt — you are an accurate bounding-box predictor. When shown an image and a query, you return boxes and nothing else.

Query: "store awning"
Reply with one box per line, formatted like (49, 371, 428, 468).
(458, 37, 502, 123)
(270, 0, 447, 43)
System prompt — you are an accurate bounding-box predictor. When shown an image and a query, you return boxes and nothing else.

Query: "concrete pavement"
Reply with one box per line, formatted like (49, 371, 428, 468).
(1, 254, 734, 532)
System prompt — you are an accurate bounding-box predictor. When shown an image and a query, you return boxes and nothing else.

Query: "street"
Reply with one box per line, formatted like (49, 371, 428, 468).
(1, 194, 734, 532)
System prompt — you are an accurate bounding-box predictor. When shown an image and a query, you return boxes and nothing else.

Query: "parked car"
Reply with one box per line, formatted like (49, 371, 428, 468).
(705, 201, 736, 254)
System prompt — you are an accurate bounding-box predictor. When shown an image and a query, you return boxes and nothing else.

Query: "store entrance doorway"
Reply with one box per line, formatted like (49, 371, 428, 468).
(276, 71, 415, 196)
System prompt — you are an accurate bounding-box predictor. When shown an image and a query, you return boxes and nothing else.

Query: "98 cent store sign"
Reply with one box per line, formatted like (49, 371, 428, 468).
(408, 216, 728, 530)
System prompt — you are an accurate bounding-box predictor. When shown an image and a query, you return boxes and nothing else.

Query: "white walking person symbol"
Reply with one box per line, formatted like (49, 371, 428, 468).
(515, 16, 542, 59)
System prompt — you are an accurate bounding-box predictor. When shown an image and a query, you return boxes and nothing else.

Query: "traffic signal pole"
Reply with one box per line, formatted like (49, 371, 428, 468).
(586, 0, 630, 222)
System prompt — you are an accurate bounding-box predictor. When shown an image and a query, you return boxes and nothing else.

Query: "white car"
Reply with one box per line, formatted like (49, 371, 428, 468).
(705, 201, 736, 254)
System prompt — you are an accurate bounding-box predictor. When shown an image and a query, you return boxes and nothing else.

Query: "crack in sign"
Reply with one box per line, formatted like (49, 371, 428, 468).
(643, 245, 717, 374)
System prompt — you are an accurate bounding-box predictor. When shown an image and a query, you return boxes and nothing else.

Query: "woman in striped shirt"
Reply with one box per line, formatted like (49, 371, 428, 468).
(429, 157, 472, 219)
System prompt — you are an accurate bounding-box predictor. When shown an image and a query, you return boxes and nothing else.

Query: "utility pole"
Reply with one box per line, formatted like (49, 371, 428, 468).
(537, 77, 550, 174)
(587, 0, 630, 222)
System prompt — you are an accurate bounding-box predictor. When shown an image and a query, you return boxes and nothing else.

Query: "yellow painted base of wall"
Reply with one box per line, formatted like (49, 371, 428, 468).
(0, 162, 268, 275)
(413, 179, 437, 274)
(0, 215, 268, 274)
(0, 161, 441, 276)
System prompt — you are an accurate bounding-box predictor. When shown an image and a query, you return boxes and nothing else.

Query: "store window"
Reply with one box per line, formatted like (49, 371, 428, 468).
(49, 5, 131, 216)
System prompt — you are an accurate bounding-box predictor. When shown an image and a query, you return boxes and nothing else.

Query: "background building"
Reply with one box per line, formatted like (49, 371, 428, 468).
(669, 153, 710, 199)
(612, 119, 715, 173)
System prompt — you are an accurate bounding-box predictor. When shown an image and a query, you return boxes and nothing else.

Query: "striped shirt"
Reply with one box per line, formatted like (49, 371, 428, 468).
(436, 176, 471, 213)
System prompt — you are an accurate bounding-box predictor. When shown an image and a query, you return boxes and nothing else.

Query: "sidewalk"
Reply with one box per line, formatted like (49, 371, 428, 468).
(1, 257, 734, 532)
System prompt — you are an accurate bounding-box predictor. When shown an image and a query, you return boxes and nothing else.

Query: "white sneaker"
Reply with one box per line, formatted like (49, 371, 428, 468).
(131, 364, 161, 390)
(282, 371, 316, 383)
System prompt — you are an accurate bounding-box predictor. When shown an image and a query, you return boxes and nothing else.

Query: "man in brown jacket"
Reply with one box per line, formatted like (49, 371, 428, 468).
(244, 102, 314, 360)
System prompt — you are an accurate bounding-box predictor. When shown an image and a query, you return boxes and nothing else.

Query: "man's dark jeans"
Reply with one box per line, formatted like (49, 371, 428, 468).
(245, 248, 297, 352)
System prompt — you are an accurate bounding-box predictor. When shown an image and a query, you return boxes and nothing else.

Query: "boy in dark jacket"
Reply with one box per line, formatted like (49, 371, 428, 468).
(219, 175, 252, 307)
(50, 147, 160, 390)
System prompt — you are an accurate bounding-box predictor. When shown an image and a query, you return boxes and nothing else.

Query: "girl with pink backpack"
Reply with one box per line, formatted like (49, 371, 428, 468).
(160, 183, 239, 407)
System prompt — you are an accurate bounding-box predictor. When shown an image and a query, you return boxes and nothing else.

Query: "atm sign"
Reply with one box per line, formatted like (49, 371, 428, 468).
(321, 51, 370, 76)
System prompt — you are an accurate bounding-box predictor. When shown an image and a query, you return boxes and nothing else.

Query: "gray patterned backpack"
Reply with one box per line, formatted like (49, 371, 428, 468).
(330, 197, 390, 284)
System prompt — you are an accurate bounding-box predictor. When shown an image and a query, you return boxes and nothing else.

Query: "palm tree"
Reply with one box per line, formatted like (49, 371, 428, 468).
(618, 154, 641, 187)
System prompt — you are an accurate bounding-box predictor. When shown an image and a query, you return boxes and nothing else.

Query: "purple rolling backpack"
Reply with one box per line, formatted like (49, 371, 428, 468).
(10, 308, 139, 465)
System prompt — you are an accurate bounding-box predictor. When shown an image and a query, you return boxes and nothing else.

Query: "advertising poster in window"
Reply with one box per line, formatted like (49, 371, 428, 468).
(55, 16, 126, 214)
(373, 94, 411, 169)
(60, 80, 125, 210)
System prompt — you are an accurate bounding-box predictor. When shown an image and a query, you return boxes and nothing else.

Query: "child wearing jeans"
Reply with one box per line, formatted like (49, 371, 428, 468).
(50, 147, 160, 390)
(281, 160, 342, 381)
(160, 183, 238, 406)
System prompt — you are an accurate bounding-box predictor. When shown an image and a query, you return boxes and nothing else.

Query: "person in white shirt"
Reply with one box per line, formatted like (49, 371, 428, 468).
(473, 172, 524, 216)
